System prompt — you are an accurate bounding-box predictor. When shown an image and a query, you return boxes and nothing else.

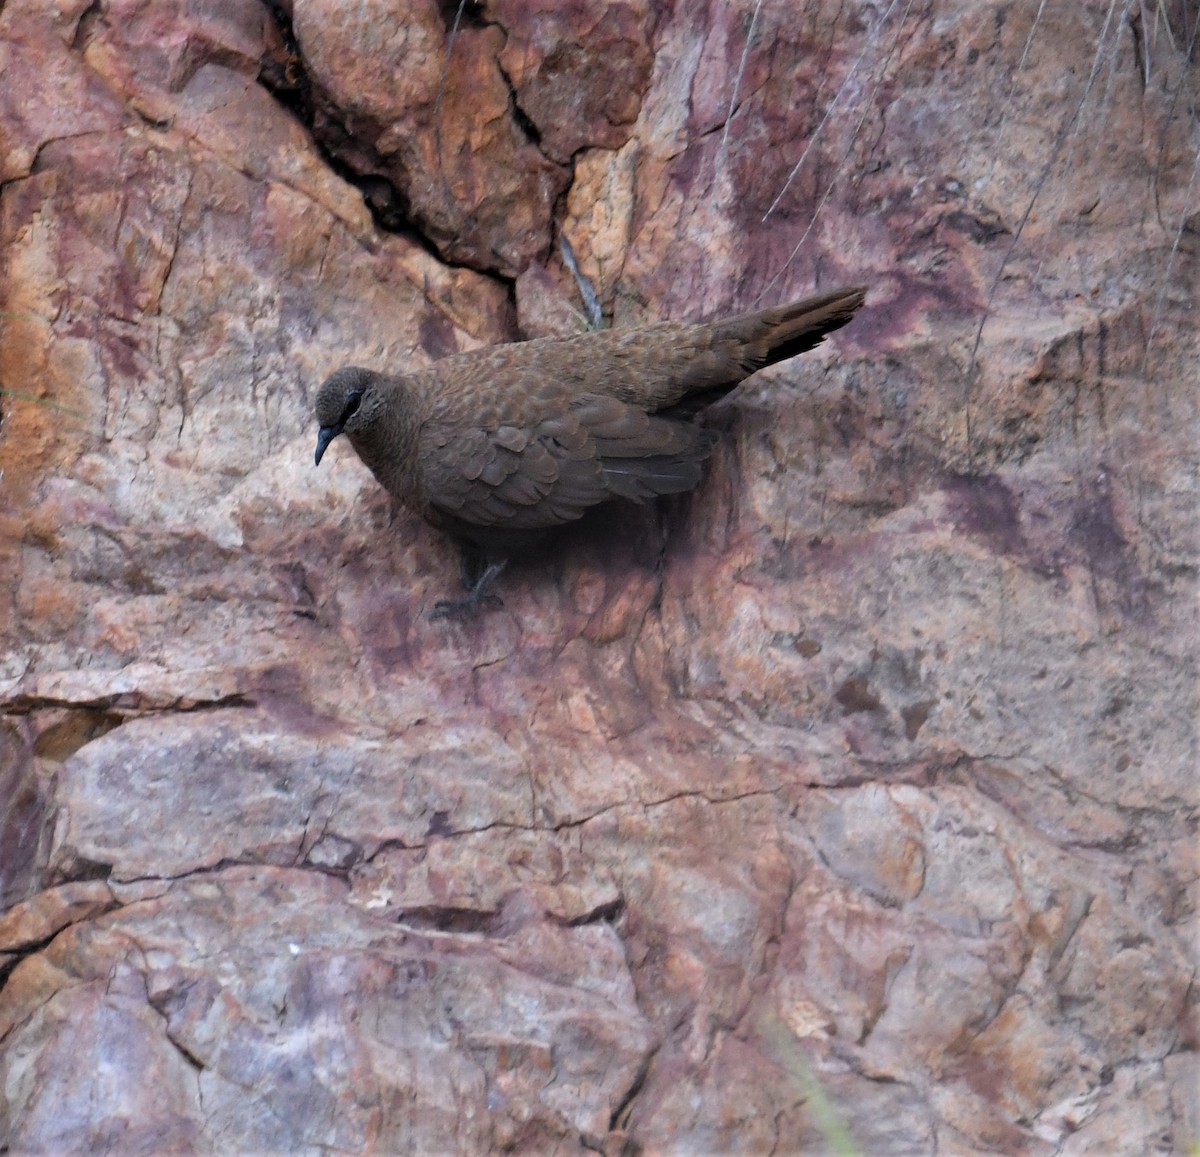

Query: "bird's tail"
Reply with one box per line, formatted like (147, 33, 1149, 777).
(717, 286, 868, 371)
(651, 285, 866, 416)
(584, 285, 867, 414)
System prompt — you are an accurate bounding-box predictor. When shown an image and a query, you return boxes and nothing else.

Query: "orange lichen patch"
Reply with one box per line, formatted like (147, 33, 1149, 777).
(1, 320, 98, 504)
(21, 583, 88, 637)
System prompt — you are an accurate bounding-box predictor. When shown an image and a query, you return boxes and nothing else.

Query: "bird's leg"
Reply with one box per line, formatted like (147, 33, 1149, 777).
(431, 553, 508, 620)
(457, 543, 486, 592)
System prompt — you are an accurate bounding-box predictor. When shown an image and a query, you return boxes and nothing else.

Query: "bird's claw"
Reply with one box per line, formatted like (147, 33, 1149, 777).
(430, 593, 504, 621)
(432, 556, 508, 621)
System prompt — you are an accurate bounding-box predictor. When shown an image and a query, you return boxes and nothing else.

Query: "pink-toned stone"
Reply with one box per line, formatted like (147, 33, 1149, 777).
(488, 0, 655, 164)
(0, 868, 650, 1151)
(513, 261, 592, 339)
(0, 2, 127, 184)
(0, 0, 1196, 1152)
(290, 0, 654, 277)
(0, 723, 44, 911)
(0, 882, 115, 953)
(294, 0, 567, 277)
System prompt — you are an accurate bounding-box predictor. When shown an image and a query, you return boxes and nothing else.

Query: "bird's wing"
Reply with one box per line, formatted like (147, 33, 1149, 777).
(416, 394, 717, 531)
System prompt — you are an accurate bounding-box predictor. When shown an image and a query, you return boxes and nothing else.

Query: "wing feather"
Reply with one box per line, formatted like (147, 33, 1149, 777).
(416, 391, 718, 532)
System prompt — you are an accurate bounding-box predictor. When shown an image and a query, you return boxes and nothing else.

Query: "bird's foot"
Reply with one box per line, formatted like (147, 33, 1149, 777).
(430, 592, 504, 621)
(430, 559, 508, 621)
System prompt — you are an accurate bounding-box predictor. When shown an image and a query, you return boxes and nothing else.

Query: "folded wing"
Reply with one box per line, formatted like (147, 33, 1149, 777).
(417, 394, 717, 531)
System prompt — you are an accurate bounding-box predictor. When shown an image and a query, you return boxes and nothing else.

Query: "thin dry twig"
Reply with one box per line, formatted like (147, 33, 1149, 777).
(755, 0, 916, 305)
(762, 0, 905, 223)
(719, 0, 765, 160)
(963, 0, 1135, 469)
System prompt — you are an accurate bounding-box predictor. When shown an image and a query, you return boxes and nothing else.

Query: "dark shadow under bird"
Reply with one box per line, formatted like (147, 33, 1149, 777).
(314, 286, 867, 618)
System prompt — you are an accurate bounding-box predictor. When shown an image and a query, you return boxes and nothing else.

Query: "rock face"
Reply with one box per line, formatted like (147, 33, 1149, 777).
(1, 0, 1196, 1153)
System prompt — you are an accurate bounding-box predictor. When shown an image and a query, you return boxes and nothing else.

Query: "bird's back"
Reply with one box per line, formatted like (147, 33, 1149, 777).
(416, 286, 866, 427)
(416, 321, 736, 426)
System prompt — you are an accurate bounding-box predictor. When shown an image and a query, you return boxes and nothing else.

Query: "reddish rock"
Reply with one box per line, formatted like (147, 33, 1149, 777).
(295, 0, 569, 277)
(290, 0, 655, 277)
(488, 0, 656, 164)
(0, 882, 116, 953)
(0, 869, 650, 1151)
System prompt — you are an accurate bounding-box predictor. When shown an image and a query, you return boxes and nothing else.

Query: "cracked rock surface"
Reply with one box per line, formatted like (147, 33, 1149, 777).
(1, 0, 1197, 1152)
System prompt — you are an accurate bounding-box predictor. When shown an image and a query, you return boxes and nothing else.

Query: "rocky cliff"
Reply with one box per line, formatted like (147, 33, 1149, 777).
(1, 0, 1196, 1152)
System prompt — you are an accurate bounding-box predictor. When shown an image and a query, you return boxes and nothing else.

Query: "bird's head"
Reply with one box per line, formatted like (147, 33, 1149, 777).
(313, 366, 386, 465)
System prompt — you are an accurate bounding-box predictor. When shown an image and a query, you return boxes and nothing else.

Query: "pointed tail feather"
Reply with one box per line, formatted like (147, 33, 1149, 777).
(572, 285, 868, 414)
(717, 286, 868, 371)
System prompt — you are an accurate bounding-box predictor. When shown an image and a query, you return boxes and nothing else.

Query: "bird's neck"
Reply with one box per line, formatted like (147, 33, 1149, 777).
(348, 375, 421, 494)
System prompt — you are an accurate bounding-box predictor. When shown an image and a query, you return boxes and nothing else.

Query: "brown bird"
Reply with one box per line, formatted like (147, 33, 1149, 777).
(315, 286, 866, 617)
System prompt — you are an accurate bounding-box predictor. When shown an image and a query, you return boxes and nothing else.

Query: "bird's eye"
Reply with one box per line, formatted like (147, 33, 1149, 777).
(340, 390, 364, 425)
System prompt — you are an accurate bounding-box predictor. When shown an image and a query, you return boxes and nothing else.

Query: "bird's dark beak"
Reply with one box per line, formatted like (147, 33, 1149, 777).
(314, 424, 340, 466)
